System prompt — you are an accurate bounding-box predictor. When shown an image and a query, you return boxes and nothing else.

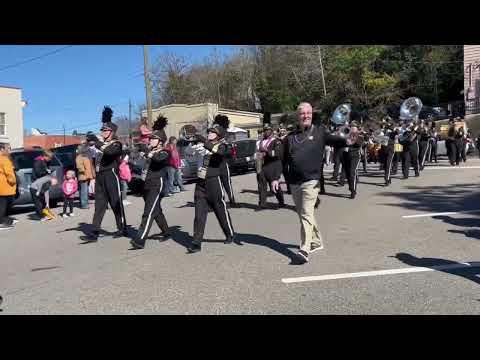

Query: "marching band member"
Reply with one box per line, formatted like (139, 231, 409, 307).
(384, 123, 400, 186)
(84, 106, 127, 242)
(215, 115, 236, 207)
(447, 118, 457, 166)
(256, 115, 285, 210)
(340, 121, 363, 199)
(418, 120, 430, 171)
(399, 121, 420, 179)
(187, 122, 235, 254)
(428, 123, 438, 163)
(130, 116, 171, 250)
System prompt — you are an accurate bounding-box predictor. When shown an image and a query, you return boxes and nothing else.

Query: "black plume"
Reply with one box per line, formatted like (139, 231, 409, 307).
(213, 114, 230, 130)
(102, 106, 113, 123)
(153, 115, 168, 131)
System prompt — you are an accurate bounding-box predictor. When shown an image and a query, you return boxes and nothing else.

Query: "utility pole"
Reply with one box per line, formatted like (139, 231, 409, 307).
(317, 45, 327, 98)
(143, 45, 153, 127)
(62, 124, 66, 145)
(128, 98, 132, 146)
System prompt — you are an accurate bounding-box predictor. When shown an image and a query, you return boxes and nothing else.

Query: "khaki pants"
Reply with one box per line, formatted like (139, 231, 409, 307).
(290, 180, 324, 253)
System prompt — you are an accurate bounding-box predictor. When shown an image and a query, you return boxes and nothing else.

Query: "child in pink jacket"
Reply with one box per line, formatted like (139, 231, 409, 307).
(62, 170, 78, 218)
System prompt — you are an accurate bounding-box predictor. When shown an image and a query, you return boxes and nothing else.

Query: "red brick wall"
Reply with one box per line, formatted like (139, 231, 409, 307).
(24, 135, 82, 149)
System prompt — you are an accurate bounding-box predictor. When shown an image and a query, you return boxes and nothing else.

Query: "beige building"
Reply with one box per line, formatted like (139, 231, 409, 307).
(0, 85, 26, 149)
(142, 103, 263, 139)
(464, 45, 480, 116)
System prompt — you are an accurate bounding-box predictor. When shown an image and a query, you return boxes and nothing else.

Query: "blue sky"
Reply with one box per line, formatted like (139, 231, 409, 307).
(0, 45, 237, 134)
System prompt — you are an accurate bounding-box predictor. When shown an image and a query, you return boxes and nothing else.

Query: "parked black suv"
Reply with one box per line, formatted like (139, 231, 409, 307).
(227, 139, 257, 174)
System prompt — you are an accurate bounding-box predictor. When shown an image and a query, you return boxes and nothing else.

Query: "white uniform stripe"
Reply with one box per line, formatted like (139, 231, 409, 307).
(387, 150, 395, 181)
(140, 178, 162, 240)
(421, 141, 429, 167)
(112, 168, 125, 227)
(353, 156, 361, 192)
(217, 177, 234, 237)
(226, 162, 234, 200)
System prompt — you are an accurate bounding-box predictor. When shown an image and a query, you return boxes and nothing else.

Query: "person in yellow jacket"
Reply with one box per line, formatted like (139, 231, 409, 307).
(0, 141, 16, 230)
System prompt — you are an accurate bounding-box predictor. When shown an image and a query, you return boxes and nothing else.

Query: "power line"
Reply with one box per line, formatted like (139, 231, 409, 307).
(0, 45, 73, 73)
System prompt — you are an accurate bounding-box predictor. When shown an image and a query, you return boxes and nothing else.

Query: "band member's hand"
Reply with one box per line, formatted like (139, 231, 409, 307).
(271, 180, 280, 193)
(139, 152, 145, 157)
(147, 152, 154, 159)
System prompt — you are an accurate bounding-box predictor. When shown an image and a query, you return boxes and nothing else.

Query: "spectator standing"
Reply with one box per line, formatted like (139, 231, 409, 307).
(62, 170, 78, 217)
(75, 144, 95, 209)
(165, 136, 186, 194)
(0, 140, 16, 230)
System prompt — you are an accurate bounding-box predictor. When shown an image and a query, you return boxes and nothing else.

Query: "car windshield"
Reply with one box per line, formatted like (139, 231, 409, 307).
(11, 151, 61, 170)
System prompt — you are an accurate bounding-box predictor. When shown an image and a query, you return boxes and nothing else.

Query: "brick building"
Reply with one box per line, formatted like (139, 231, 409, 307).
(464, 45, 480, 116)
(24, 135, 82, 149)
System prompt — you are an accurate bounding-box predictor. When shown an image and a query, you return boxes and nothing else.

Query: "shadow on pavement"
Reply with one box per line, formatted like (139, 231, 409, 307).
(378, 182, 480, 242)
(234, 233, 301, 264)
(392, 252, 480, 286)
(168, 229, 301, 264)
(378, 183, 480, 214)
(358, 181, 386, 187)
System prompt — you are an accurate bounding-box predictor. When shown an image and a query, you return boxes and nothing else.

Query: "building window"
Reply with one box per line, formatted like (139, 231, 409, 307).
(0, 113, 5, 136)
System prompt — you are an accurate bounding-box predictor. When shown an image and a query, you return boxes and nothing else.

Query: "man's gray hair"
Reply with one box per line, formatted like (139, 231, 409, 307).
(297, 102, 312, 112)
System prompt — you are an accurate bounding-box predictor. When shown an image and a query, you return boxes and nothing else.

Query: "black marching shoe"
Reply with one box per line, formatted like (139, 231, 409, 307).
(224, 235, 235, 244)
(113, 229, 129, 238)
(187, 242, 202, 254)
(350, 191, 356, 199)
(157, 231, 171, 242)
(130, 239, 144, 250)
(83, 232, 99, 243)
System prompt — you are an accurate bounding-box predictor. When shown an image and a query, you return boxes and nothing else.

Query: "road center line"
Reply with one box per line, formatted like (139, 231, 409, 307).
(281, 262, 480, 284)
(423, 166, 480, 170)
(402, 210, 480, 219)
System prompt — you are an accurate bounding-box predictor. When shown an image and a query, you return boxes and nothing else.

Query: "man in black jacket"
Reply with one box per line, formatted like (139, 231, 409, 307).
(271, 102, 347, 264)
(130, 128, 171, 249)
(84, 107, 127, 242)
(187, 124, 235, 253)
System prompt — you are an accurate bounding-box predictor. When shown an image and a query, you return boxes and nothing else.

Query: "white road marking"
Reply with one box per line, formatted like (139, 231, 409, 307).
(424, 166, 480, 170)
(281, 262, 480, 284)
(402, 210, 480, 219)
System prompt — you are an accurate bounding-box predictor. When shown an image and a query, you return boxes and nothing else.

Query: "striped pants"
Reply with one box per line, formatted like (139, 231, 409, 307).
(92, 169, 126, 233)
(135, 180, 169, 246)
(193, 176, 234, 244)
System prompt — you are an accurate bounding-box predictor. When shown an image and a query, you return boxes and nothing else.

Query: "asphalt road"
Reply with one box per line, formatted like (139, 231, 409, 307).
(2, 156, 480, 314)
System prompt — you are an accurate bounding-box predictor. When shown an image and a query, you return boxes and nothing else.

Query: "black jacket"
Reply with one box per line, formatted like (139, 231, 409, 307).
(94, 139, 123, 172)
(260, 137, 284, 182)
(32, 156, 50, 181)
(201, 141, 228, 179)
(144, 149, 170, 189)
(281, 125, 346, 185)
